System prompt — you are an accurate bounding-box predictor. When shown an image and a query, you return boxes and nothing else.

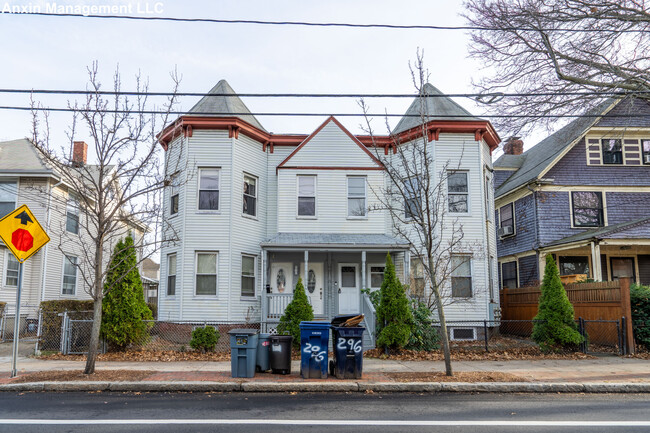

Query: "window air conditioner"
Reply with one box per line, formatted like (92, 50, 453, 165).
(498, 226, 514, 237)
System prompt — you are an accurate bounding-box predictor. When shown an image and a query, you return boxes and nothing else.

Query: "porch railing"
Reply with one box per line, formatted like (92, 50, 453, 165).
(361, 292, 376, 348)
(264, 293, 294, 321)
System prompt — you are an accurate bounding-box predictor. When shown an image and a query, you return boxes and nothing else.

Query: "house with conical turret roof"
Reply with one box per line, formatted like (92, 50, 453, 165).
(157, 80, 501, 346)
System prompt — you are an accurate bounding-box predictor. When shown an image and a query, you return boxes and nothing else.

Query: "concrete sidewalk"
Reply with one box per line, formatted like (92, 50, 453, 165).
(0, 355, 648, 390)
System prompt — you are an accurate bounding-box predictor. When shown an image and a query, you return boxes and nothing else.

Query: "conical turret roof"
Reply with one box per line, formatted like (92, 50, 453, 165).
(392, 83, 481, 134)
(189, 79, 266, 132)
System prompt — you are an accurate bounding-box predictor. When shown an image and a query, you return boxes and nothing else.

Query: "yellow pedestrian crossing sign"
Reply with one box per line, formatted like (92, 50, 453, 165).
(0, 204, 50, 263)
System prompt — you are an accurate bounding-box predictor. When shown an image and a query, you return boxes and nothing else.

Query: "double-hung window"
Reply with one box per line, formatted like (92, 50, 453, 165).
(602, 139, 623, 164)
(502, 261, 518, 289)
(0, 180, 17, 219)
(62, 255, 78, 295)
(369, 265, 385, 291)
(66, 192, 79, 234)
(195, 252, 217, 296)
(170, 174, 179, 216)
(571, 191, 604, 227)
(167, 254, 176, 296)
(5, 252, 19, 287)
(404, 177, 420, 220)
(241, 255, 256, 297)
(447, 171, 468, 213)
(451, 255, 472, 297)
(347, 176, 367, 217)
(410, 257, 425, 297)
(243, 175, 257, 217)
(499, 203, 515, 235)
(198, 169, 219, 211)
(297, 175, 316, 217)
(642, 139, 650, 165)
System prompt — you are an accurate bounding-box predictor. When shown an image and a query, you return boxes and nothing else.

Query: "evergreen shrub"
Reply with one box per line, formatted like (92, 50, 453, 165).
(277, 277, 314, 348)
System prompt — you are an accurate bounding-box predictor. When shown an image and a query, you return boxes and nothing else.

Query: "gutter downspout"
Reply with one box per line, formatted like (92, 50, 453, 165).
(40, 178, 64, 304)
(526, 181, 542, 280)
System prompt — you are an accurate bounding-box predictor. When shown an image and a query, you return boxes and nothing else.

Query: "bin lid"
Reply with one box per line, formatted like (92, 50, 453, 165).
(299, 321, 331, 329)
(227, 328, 259, 335)
(331, 315, 361, 326)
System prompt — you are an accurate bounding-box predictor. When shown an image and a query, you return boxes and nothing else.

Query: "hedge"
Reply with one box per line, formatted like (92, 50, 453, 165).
(631, 284, 650, 351)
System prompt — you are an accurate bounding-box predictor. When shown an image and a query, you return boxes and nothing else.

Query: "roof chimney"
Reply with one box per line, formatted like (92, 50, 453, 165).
(503, 136, 523, 155)
(72, 141, 88, 166)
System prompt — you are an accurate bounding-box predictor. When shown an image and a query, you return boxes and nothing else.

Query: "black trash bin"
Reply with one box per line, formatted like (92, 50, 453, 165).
(269, 334, 292, 374)
(330, 326, 365, 379)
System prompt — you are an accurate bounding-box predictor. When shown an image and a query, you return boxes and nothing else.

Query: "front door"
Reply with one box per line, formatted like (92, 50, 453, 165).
(338, 264, 360, 314)
(611, 257, 636, 283)
(270, 262, 292, 294)
(300, 263, 324, 315)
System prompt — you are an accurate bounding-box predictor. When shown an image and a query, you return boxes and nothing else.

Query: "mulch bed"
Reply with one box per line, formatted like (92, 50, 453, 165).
(364, 347, 594, 361)
(385, 371, 526, 382)
(11, 370, 151, 383)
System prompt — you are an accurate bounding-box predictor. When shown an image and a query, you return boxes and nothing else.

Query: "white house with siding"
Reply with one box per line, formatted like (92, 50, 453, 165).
(0, 139, 145, 318)
(157, 80, 501, 344)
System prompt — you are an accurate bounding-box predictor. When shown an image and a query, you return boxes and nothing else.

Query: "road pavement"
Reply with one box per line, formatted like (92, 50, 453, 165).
(0, 392, 649, 432)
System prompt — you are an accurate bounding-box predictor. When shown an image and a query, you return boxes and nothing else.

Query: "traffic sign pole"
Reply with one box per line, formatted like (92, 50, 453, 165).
(10, 261, 23, 378)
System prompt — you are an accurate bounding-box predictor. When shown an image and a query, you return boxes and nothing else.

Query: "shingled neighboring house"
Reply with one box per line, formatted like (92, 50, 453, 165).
(494, 97, 650, 289)
(157, 80, 501, 344)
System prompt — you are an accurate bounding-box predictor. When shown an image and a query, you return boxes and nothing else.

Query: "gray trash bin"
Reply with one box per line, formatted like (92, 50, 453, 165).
(256, 333, 271, 372)
(228, 329, 259, 378)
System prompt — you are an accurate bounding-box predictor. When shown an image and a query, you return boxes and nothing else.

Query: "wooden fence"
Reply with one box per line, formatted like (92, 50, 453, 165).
(500, 278, 634, 351)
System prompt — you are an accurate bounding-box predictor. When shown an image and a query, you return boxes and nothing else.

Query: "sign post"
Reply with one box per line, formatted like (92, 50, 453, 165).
(0, 205, 50, 378)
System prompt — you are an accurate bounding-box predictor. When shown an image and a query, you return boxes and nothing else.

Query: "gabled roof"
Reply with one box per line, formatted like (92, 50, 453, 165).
(543, 217, 650, 248)
(494, 99, 616, 198)
(0, 138, 55, 176)
(392, 83, 481, 135)
(188, 79, 266, 132)
(277, 116, 384, 170)
(493, 153, 525, 169)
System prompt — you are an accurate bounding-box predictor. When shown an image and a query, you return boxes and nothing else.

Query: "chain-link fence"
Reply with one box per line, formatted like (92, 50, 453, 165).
(435, 319, 626, 355)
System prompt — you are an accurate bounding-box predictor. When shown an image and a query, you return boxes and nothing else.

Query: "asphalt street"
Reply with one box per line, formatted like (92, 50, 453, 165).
(0, 392, 649, 432)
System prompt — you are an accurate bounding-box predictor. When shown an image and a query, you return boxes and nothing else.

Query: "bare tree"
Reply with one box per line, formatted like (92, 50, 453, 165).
(463, 0, 650, 136)
(30, 62, 182, 374)
(361, 55, 484, 376)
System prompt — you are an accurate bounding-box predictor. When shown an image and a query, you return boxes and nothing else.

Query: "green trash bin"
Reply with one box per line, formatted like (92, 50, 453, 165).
(228, 329, 259, 378)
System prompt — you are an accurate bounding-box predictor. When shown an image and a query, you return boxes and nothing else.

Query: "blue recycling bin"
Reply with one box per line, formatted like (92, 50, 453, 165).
(299, 321, 330, 379)
(330, 326, 365, 379)
(228, 329, 259, 378)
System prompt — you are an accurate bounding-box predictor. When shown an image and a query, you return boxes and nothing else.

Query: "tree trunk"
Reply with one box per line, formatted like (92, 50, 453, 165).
(84, 297, 103, 374)
(431, 285, 453, 376)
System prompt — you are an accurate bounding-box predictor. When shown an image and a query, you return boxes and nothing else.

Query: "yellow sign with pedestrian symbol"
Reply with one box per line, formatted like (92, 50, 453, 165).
(0, 204, 50, 263)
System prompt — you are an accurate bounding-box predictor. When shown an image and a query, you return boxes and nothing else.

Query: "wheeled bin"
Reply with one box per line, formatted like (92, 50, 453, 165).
(256, 333, 271, 372)
(269, 334, 293, 374)
(330, 326, 365, 379)
(228, 329, 259, 378)
(299, 321, 330, 379)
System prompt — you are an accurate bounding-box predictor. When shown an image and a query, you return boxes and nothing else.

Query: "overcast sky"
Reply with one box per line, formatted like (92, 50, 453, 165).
(0, 0, 524, 148)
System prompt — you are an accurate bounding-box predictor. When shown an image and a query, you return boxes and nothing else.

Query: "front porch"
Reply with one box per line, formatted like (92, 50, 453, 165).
(539, 219, 650, 284)
(259, 233, 410, 349)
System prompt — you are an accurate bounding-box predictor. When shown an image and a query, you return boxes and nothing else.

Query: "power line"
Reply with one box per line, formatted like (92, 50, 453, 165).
(10, 12, 647, 33)
(2, 89, 649, 99)
(6, 106, 650, 119)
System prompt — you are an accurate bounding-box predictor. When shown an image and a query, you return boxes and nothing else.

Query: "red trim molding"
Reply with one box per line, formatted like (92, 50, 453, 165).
(278, 166, 385, 171)
(158, 116, 501, 153)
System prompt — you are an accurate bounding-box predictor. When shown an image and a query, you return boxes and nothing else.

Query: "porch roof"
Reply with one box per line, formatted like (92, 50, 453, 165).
(542, 217, 650, 248)
(260, 232, 410, 250)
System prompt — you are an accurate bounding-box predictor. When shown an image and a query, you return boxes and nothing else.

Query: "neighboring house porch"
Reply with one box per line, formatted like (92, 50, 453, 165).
(260, 233, 410, 349)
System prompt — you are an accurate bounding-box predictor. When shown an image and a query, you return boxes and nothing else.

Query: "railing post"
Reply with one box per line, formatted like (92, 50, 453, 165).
(616, 319, 622, 356)
(483, 320, 489, 352)
(619, 277, 635, 355)
(60, 311, 68, 355)
(621, 316, 628, 356)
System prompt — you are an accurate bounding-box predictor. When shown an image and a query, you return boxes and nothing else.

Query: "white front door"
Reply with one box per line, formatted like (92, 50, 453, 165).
(338, 264, 360, 314)
(270, 262, 293, 294)
(300, 262, 324, 315)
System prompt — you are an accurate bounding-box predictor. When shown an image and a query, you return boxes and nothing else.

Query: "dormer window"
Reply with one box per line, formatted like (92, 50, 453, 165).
(601, 139, 623, 165)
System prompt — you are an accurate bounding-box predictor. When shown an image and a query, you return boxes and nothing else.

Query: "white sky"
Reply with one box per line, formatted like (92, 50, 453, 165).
(0, 0, 534, 149)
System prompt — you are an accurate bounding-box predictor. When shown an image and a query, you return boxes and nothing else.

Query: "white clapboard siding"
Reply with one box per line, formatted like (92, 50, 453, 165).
(281, 120, 381, 168)
(265, 147, 293, 238)
(277, 169, 386, 234)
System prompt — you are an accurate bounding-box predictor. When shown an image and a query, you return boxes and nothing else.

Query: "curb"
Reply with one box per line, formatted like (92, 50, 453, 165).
(1, 381, 650, 393)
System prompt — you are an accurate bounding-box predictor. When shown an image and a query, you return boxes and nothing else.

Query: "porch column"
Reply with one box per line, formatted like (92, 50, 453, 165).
(261, 249, 269, 327)
(404, 250, 410, 283)
(304, 250, 309, 285)
(361, 251, 366, 290)
(591, 241, 602, 281)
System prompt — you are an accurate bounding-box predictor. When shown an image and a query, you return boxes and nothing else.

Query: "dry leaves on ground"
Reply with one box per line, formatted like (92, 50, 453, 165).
(364, 347, 594, 361)
(38, 350, 232, 362)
